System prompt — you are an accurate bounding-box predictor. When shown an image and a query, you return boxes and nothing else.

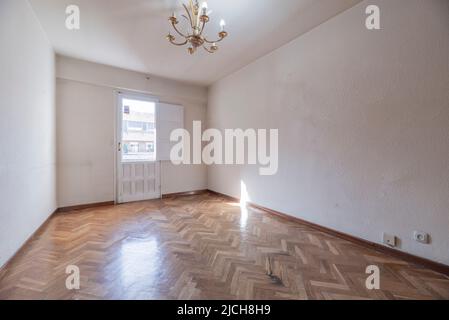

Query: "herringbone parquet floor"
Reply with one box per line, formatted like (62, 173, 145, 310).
(0, 193, 448, 300)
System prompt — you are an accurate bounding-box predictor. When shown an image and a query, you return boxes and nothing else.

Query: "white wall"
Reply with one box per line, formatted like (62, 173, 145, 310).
(0, 0, 56, 267)
(56, 56, 208, 207)
(207, 0, 449, 264)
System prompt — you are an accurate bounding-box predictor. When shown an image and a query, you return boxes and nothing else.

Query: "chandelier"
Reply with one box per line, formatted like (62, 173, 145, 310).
(166, 0, 228, 54)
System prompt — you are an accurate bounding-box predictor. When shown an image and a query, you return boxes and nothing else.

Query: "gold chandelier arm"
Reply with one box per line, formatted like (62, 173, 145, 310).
(203, 43, 218, 53)
(203, 45, 214, 53)
(203, 36, 224, 44)
(170, 21, 189, 38)
(204, 31, 228, 44)
(199, 19, 207, 34)
(169, 37, 188, 46)
(181, 15, 191, 25)
(182, 4, 194, 28)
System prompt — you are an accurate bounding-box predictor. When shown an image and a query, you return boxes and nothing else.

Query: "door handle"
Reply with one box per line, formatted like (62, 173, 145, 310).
(118, 142, 122, 152)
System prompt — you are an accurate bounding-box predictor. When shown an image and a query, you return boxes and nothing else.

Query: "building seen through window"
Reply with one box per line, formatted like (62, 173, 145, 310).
(121, 98, 156, 162)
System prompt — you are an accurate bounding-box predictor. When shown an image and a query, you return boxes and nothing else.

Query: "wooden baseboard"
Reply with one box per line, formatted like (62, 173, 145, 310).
(58, 191, 211, 211)
(207, 190, 239, 202)
(162, 190, 208, 199)
(207, 189, 449, 276)
(57, 201, 115, 213)
(0, 208, 58, 279)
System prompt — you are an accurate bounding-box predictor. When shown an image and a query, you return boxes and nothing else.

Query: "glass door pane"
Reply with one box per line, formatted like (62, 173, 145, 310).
(121, 98, 156, 162)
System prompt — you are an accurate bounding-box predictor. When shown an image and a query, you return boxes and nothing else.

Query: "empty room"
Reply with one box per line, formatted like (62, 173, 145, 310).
(1, 0, 449, 307)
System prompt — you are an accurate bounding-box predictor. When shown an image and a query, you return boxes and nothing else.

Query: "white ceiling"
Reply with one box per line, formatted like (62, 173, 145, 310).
(29, 0, 361, 86)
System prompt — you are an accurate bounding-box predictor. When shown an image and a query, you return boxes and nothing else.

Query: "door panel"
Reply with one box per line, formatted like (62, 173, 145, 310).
(118, 161, 160, 203)
(116, 92, 161, 203)
(156, 103, 184, 161)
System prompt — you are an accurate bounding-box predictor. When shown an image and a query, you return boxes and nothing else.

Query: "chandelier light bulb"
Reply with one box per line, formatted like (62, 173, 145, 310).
(202, 2, 208, 13)
(220, 19, 226, 31)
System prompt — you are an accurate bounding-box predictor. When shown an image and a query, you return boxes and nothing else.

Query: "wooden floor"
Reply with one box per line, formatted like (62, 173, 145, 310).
(0, 193, 448, 300)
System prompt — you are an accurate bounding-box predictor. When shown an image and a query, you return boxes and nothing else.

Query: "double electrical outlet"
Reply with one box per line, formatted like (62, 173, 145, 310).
(382, 231, 430, 247)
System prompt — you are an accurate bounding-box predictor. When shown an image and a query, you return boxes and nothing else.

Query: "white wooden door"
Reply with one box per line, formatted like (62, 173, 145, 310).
(116, 92, 161, 203)
(117, 161, 160, 203)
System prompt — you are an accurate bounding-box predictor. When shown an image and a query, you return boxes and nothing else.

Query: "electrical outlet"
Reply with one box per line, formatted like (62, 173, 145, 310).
(414, 231, 429, 244)
(383, 233, 397, 247)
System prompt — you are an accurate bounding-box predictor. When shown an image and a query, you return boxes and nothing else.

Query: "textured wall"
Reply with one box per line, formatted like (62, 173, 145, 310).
(208, 0, 449, 264)
(0, 0, 56, 267)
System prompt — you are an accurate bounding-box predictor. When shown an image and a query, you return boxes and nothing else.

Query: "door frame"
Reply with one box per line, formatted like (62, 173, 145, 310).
(114, 90, 160, 204)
